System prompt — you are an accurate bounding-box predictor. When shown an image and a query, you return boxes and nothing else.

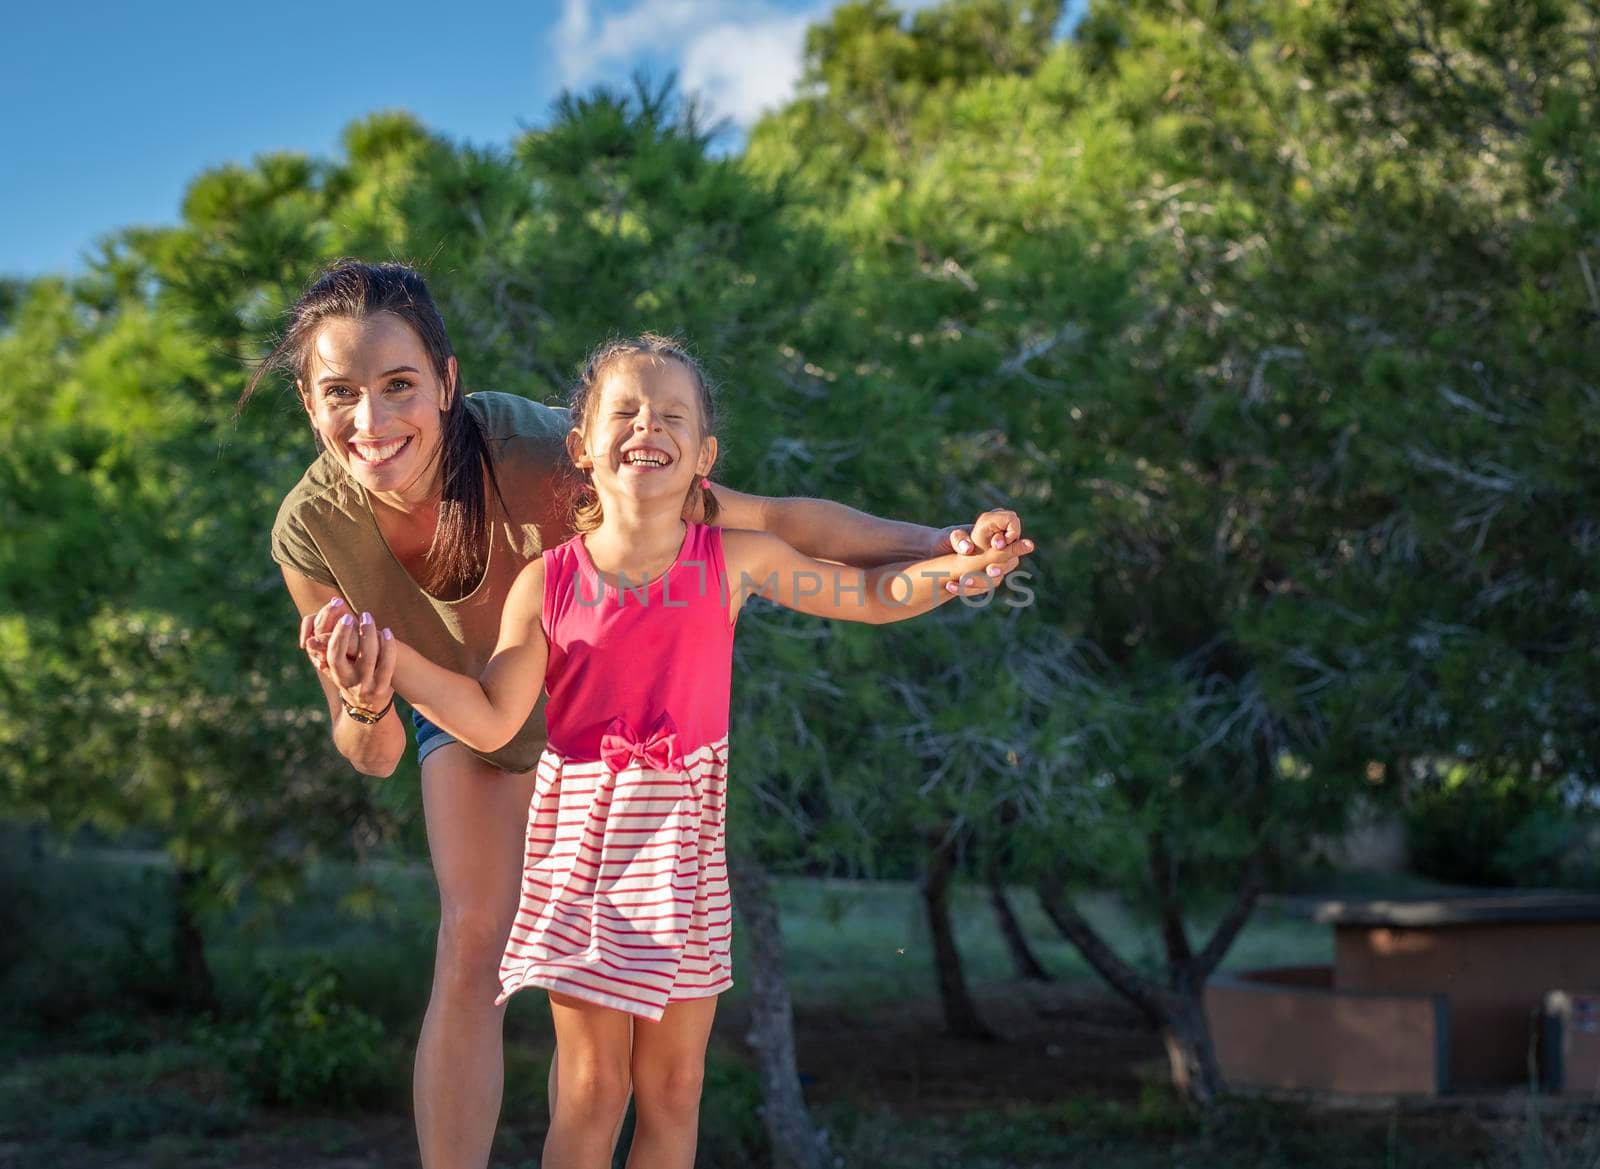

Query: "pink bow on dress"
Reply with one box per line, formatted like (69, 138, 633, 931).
(599, 712, 683, 774)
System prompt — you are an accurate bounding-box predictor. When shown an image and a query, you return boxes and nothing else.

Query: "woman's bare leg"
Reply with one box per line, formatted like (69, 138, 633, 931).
(626, 997, 718, 1169)
(543, 992, 635, 1169)
(414, 744, 538, 1169)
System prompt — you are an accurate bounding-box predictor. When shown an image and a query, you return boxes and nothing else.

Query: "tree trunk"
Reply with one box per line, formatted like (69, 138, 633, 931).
(1036, 842, 1269, 1112)
(1161, 983, 1226, 1110)
(986, 860, 1051, 982)
(172, 866, 216, 1012)
(1035, 877, 1226, 1105)
(727, 852, 830, 1169)
(921, 828, 996, 1040)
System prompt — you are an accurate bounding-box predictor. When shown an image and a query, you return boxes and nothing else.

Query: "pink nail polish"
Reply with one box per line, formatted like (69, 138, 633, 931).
(330, 597, 344, 607)
(382, 628, 393, 641)
(360, 611, 372, 626)
(341, 614, 354, 626)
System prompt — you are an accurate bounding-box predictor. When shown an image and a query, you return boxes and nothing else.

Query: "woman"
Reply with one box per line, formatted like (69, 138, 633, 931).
(246, 260, 1024, 1168)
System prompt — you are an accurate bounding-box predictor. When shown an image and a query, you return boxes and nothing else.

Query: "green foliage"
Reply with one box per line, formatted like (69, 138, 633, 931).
(213, 962, 402, 1112)
(0, 1045, 248, 1150)
(1052, 1083, 1198, 1139)
(2, 2, 1598, 1103)
(727, 1, 1600, 1097)
(0, 832, 205, 1027)
(690, 1051, 770, 1168)
(1405, 766, 1600, 889)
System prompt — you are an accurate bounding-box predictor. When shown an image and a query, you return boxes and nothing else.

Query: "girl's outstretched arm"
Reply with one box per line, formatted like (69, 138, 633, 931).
(384, 558, 549, 753)
(708, 486, 1023, 576)
(721, 510, 1035, 625)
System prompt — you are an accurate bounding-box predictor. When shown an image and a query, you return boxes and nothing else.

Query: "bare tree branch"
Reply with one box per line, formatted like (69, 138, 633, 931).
(1036, 875, 1167, 1023)
(1149, 832, 1195, 979)
(1195, 844, 1269, 979)
(1245, 346, 1304, 404)
(998, 325, 1083, 378)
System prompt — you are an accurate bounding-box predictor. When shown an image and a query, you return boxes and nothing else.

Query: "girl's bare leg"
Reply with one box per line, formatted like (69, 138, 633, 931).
(625, 997, 719, 1169)
(543, 992, 635, 1169)
(547, 1043, 634, 1157)
(414, 744, 538, 1169)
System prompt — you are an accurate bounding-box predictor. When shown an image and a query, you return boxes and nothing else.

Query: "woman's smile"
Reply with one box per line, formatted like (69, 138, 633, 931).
(349, 435, 414, 466)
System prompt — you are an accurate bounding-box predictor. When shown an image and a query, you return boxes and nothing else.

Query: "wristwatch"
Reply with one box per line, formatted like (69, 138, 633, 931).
(340, 694, 394, 725)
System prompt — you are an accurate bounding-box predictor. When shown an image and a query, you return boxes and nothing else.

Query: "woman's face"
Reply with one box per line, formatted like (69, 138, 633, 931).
(299, 312, 457, 503)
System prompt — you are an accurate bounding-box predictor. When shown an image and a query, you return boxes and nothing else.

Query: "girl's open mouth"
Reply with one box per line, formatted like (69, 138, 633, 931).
(620, 447, 674, 471)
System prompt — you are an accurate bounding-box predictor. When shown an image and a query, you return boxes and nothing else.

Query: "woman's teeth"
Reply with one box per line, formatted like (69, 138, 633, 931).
(351, 437, 409, 465)
(623, 450, 671, 467)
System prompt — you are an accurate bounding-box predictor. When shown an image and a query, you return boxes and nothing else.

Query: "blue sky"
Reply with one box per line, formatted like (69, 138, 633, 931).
(3, 0, 920, 278)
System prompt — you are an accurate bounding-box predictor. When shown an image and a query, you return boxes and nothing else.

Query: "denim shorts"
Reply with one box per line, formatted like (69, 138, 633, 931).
(410, 707, 458, 766)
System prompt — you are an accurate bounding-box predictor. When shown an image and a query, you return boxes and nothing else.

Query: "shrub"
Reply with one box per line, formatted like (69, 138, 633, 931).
(215, 962, 402, 1112)
(1405, 769, 1598, 889)
(693, 1050, 768, 1169)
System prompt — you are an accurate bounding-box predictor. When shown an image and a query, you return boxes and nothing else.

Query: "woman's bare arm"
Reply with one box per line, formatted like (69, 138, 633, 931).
(282, 567, 406, 777)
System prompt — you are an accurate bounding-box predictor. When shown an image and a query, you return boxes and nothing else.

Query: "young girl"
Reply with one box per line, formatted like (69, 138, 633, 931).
(333, 335, 1032, 1169)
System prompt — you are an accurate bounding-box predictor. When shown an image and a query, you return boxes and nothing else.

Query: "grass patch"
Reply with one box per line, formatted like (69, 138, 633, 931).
(13, 833, 1600, 1168)
(761, 876, 1329, 1014)
(0, 1044, 247, 1149)
(819, 1095, 1515, 1169)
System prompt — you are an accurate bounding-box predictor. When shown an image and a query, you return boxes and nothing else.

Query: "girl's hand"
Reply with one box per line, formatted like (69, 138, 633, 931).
(312, 608, 396, 719)
(938, 509, 1034, 596)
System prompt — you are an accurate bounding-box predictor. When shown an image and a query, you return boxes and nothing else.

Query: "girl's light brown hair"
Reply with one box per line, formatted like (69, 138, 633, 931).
(239, 259, 504, 598)
(568, 334, 720, 533)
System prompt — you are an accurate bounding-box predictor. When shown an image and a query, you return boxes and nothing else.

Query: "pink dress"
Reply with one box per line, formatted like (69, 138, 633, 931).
(496, 522, 735, 1020)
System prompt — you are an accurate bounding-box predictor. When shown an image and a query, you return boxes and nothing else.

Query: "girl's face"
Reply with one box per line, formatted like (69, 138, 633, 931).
(299, 312, 457, 502)
(572, 355, 716, 511)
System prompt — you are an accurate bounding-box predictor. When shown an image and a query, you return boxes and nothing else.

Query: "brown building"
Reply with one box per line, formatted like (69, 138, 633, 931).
(1207, 895, 1600, 1095)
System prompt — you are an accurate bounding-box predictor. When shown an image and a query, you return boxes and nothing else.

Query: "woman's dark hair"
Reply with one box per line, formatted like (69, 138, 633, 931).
(241, 259, 502, 598)
(568, 334, 719, 534)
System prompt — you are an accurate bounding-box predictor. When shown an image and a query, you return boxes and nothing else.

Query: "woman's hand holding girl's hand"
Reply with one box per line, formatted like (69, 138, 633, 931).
(299, 596, 396, 718)
(939, 508, 1035, 596)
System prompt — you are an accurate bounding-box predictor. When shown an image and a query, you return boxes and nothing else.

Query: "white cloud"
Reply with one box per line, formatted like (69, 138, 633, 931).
(552, 0, 830, 127)
(556, 0, 596, 71)
(679, 12, 817, 126)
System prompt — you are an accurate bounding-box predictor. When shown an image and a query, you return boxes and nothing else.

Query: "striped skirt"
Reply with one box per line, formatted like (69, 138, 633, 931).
(496, 738, 733, 1020)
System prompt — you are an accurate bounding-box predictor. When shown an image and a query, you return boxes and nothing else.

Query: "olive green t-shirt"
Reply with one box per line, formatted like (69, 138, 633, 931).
(270, 392, 575, 773)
